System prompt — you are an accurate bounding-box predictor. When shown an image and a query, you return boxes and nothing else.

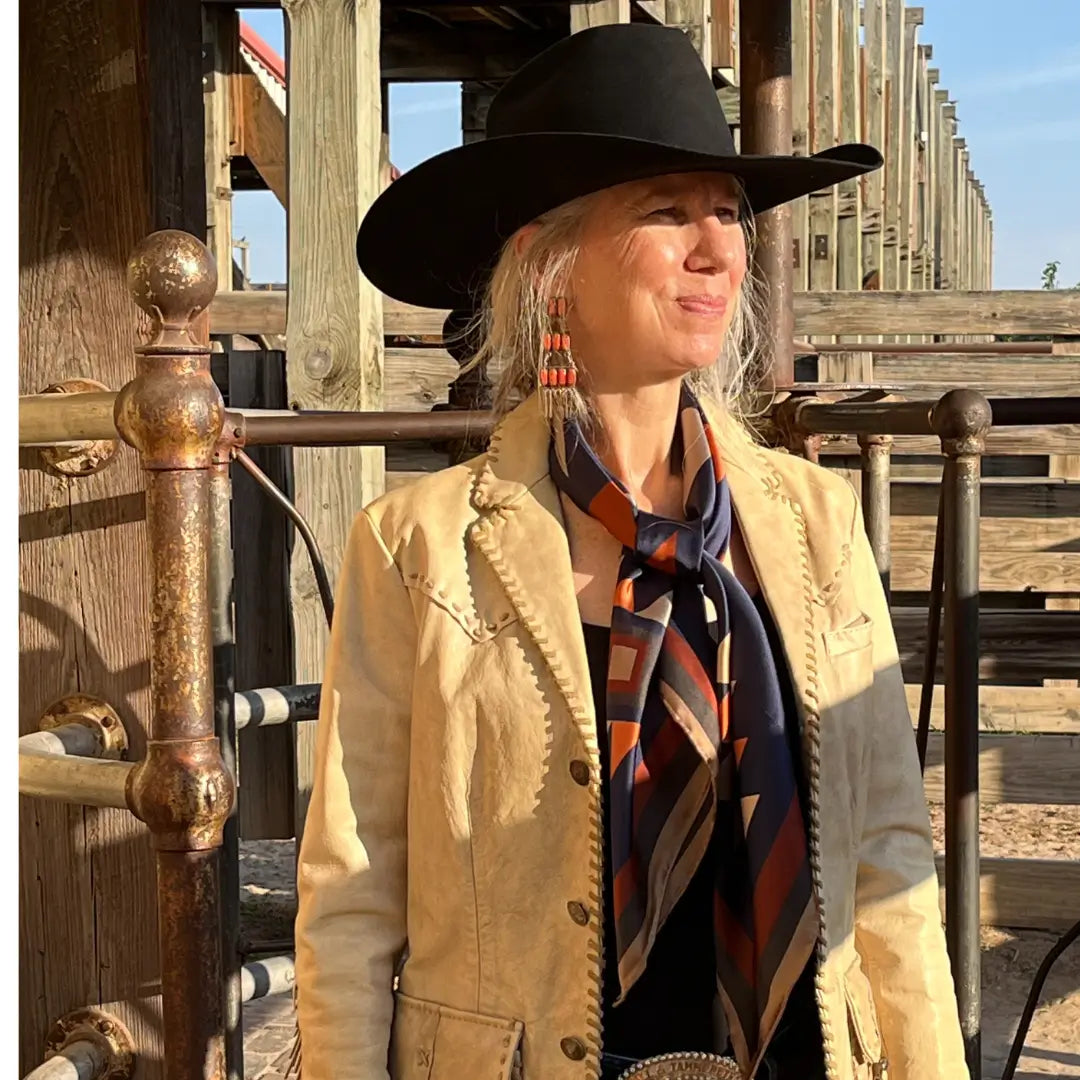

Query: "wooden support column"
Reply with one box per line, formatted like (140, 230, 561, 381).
(791, 0, 811, 291)
(666, 0, 713, 68)
(204, 7, 239, 284)
(462, 82, 495, 145)
(740, 0, 794, 386)
(898, 7, 921, 295)
(836, 0, 862, 301)
(282, 0, 385, 836)
(922, 64, 940, 290)
(910, 46, 929, 293)
(20, 0, 205, 1073)
(570, 0, 630, 31)
(882, 0, 904, 292)
(939, 101, 956, 292)
(711, 0, 738, 79)
(862, 0, 886, 287)
(808, 0, 838, 307)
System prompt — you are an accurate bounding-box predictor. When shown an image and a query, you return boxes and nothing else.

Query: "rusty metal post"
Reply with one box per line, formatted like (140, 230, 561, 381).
(210, 441, 242, 1080)
(115, 230, 233, 1080)
(931, 388, 992, 1080)
(740, 0, 794, 388)
(858, 433, 893, 601)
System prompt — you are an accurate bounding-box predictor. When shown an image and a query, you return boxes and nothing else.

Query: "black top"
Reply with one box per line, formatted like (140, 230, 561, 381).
(584, 592, 825, 1078)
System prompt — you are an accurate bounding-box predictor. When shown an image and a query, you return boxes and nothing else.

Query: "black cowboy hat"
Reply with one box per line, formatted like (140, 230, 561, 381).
(357, 22, 882, 310)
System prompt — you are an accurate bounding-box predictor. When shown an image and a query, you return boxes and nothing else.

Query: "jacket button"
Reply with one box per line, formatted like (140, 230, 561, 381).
(569, 760, 590, 786)
(560, 1036, 587, 1061)
(567, 901, 589, 925)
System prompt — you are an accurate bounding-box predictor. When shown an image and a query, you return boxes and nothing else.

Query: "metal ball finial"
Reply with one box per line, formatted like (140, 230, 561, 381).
(126, 230, 217, 330)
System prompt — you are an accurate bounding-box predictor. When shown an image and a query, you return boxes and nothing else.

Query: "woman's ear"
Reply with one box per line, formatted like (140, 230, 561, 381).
(513, 222, 540, 259)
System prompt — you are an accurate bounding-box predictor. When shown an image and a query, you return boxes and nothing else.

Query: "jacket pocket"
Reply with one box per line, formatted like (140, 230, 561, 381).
(389, 989, 524, 1080)
(822, 612, 874, 658)
(842, 961, 887, 1079)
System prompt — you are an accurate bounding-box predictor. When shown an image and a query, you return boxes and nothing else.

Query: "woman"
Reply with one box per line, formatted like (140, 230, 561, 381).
(294, 23, 967, 1080)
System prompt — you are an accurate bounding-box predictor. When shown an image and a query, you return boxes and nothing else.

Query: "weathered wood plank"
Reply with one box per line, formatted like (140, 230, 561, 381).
(808, 0, 838, 300)
(204, 6, 237, 281)
(836, 0, 862, 297)
(282, 0, 385, 838)
(934, 857, 1080, 931)
(881, 0, 904, 291)
(874, 353, 1080, 387)
(897, 7, 920, 293)
(922, 733, 1080, 805)
(569, 0, 630, 32)
(665, 0, 711, 67)
(861, 0, 885, 286)
(239, 65, 287, 207)
(820, 426, 1080, 456)
(890, 548, 1079, 593)
(904, 684, 1080, 735)
(20, 0, 161, 1070)
(791, 0, 810, 290)
(210, 289, 1080, 339)
(890, 478, 1080, 521)
(893, 608, 1080, 683)
(229, 352, 296, 840)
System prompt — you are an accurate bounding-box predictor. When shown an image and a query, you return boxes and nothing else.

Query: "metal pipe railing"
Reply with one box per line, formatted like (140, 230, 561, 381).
(18, 750, 137, 811)
(234, 684, 321, 729)
(22, 1041, 110, 1080)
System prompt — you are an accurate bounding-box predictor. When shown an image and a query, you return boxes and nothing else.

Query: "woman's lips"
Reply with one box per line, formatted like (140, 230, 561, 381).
(676, 295, 728, 317)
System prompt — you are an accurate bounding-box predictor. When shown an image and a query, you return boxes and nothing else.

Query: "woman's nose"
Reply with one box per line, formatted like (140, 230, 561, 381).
(685, 219, 741, 273)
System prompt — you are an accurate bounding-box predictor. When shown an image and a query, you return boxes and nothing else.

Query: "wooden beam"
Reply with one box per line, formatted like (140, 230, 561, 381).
(282, 0, 385, 836)
(710, 0, 737, 71)
(238, 68, 287, 207)
(204, 6, 239, 280)
(923, 733, 1080, 805)
(836, 0, 862, 298)
(20, 0, 162, 1070)
(808, 0, 838, 302)
(861, 0, 885, 286)
(882, 0, 904, 292)
(904, 684, 1080, 735)
(569, 0, 631, 32)
(666, 0, 712, 69)
(791, 0, 810, 289)
(381, 27, 558, 80)
(934, 857, 1080, 931)
(898, 6, 921, 294)
(890, 549, 1080, 594)
(893, 608, 1080, 683)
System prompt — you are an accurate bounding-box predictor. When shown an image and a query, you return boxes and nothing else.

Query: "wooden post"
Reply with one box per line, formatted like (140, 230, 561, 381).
(791, 0, 811, 292)
(666, 0, 713, 68)
(923, 64, 940, 290)
(882, 0, 904, 294)
(808, 0, 838, 307)
(899, 7, 921, 296)
(836, 0, 862, 302)
(282, 0, 385, 837)
(862, 0, 886, 287)
(462, 82, 494, 145)
(740, 0, 795, 385)
(711, 0, 738, 78)
(204, 7, 238, 286)
(19, 0, 208, 1072)
(570, 0, 630, 31)
(939, 101, 956, 292)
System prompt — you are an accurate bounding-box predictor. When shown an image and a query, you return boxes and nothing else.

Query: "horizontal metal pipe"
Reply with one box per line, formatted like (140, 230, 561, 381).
(22, 1040, 109, 1080)
(792, 398, 936, 437)
(987, 396, 1080, 427)
(19, 749, 135, 811)
(19, 391, 119, 445)
(241, 409, 495, 447)
(19, 723, 104, 758)
(811, 341, 1055, 355)
(240, 954, 295, 1002)
(235, 684, 321, 730)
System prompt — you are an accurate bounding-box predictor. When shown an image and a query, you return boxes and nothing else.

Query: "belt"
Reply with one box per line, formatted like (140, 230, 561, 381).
(600, 1051, 744, 1080)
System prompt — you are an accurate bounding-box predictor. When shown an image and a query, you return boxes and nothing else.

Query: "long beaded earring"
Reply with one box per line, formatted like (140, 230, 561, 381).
(539, 297, 577, 419)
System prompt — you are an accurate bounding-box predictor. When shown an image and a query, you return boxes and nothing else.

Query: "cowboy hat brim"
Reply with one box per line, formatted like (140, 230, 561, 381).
(356, 131, 882, 311)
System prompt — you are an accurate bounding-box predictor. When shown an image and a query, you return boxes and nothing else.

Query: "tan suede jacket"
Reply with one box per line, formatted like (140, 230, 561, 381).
(294, 393, 968, 1080)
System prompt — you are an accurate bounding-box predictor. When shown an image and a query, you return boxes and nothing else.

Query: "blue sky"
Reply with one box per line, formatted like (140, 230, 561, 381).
(235, 1, 1080, 290)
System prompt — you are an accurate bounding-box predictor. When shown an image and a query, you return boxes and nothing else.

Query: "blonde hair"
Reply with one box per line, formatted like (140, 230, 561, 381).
(459, 183, 769, 430)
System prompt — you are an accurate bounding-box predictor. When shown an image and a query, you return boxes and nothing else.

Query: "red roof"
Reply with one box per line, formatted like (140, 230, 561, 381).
(239, 20, 285, 87)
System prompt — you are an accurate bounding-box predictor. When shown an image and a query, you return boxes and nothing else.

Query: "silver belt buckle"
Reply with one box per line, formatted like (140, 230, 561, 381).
(616, 1052, 743, 1080)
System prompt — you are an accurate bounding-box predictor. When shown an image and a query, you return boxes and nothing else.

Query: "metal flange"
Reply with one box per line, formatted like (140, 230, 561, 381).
(39, 694, 128, 760)
(43, 1007, 135, 1080)
(37, 379, 119, 477)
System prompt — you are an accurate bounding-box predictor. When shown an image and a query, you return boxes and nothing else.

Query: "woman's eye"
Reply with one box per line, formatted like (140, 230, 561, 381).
(715, 206, 739, 223)
(649, 206, 681, 220)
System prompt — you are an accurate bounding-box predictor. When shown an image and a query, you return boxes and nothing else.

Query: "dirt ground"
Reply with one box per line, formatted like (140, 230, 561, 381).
(240, 804, 1080, 1079)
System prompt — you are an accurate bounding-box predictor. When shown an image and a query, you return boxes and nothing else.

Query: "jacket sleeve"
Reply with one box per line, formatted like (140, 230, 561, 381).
(845, 487, 970, 1080)
(294, 508, 416, 1080)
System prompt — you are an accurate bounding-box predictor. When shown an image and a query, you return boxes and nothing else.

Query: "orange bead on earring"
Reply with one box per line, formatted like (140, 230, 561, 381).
(539, 297, 577, 418)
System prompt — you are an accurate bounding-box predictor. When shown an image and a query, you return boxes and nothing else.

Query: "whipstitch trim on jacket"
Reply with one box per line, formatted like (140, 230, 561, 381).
(754, 451, 841, 1080)
(470, 507, 606, 1080)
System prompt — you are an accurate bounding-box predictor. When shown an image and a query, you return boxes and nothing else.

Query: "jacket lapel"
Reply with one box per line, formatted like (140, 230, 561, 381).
(469, 395, 597, 730)
(706, 401, 820, 736)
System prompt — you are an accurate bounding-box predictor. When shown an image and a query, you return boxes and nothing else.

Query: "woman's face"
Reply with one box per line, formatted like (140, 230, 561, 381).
(566, 171, 747, 393)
